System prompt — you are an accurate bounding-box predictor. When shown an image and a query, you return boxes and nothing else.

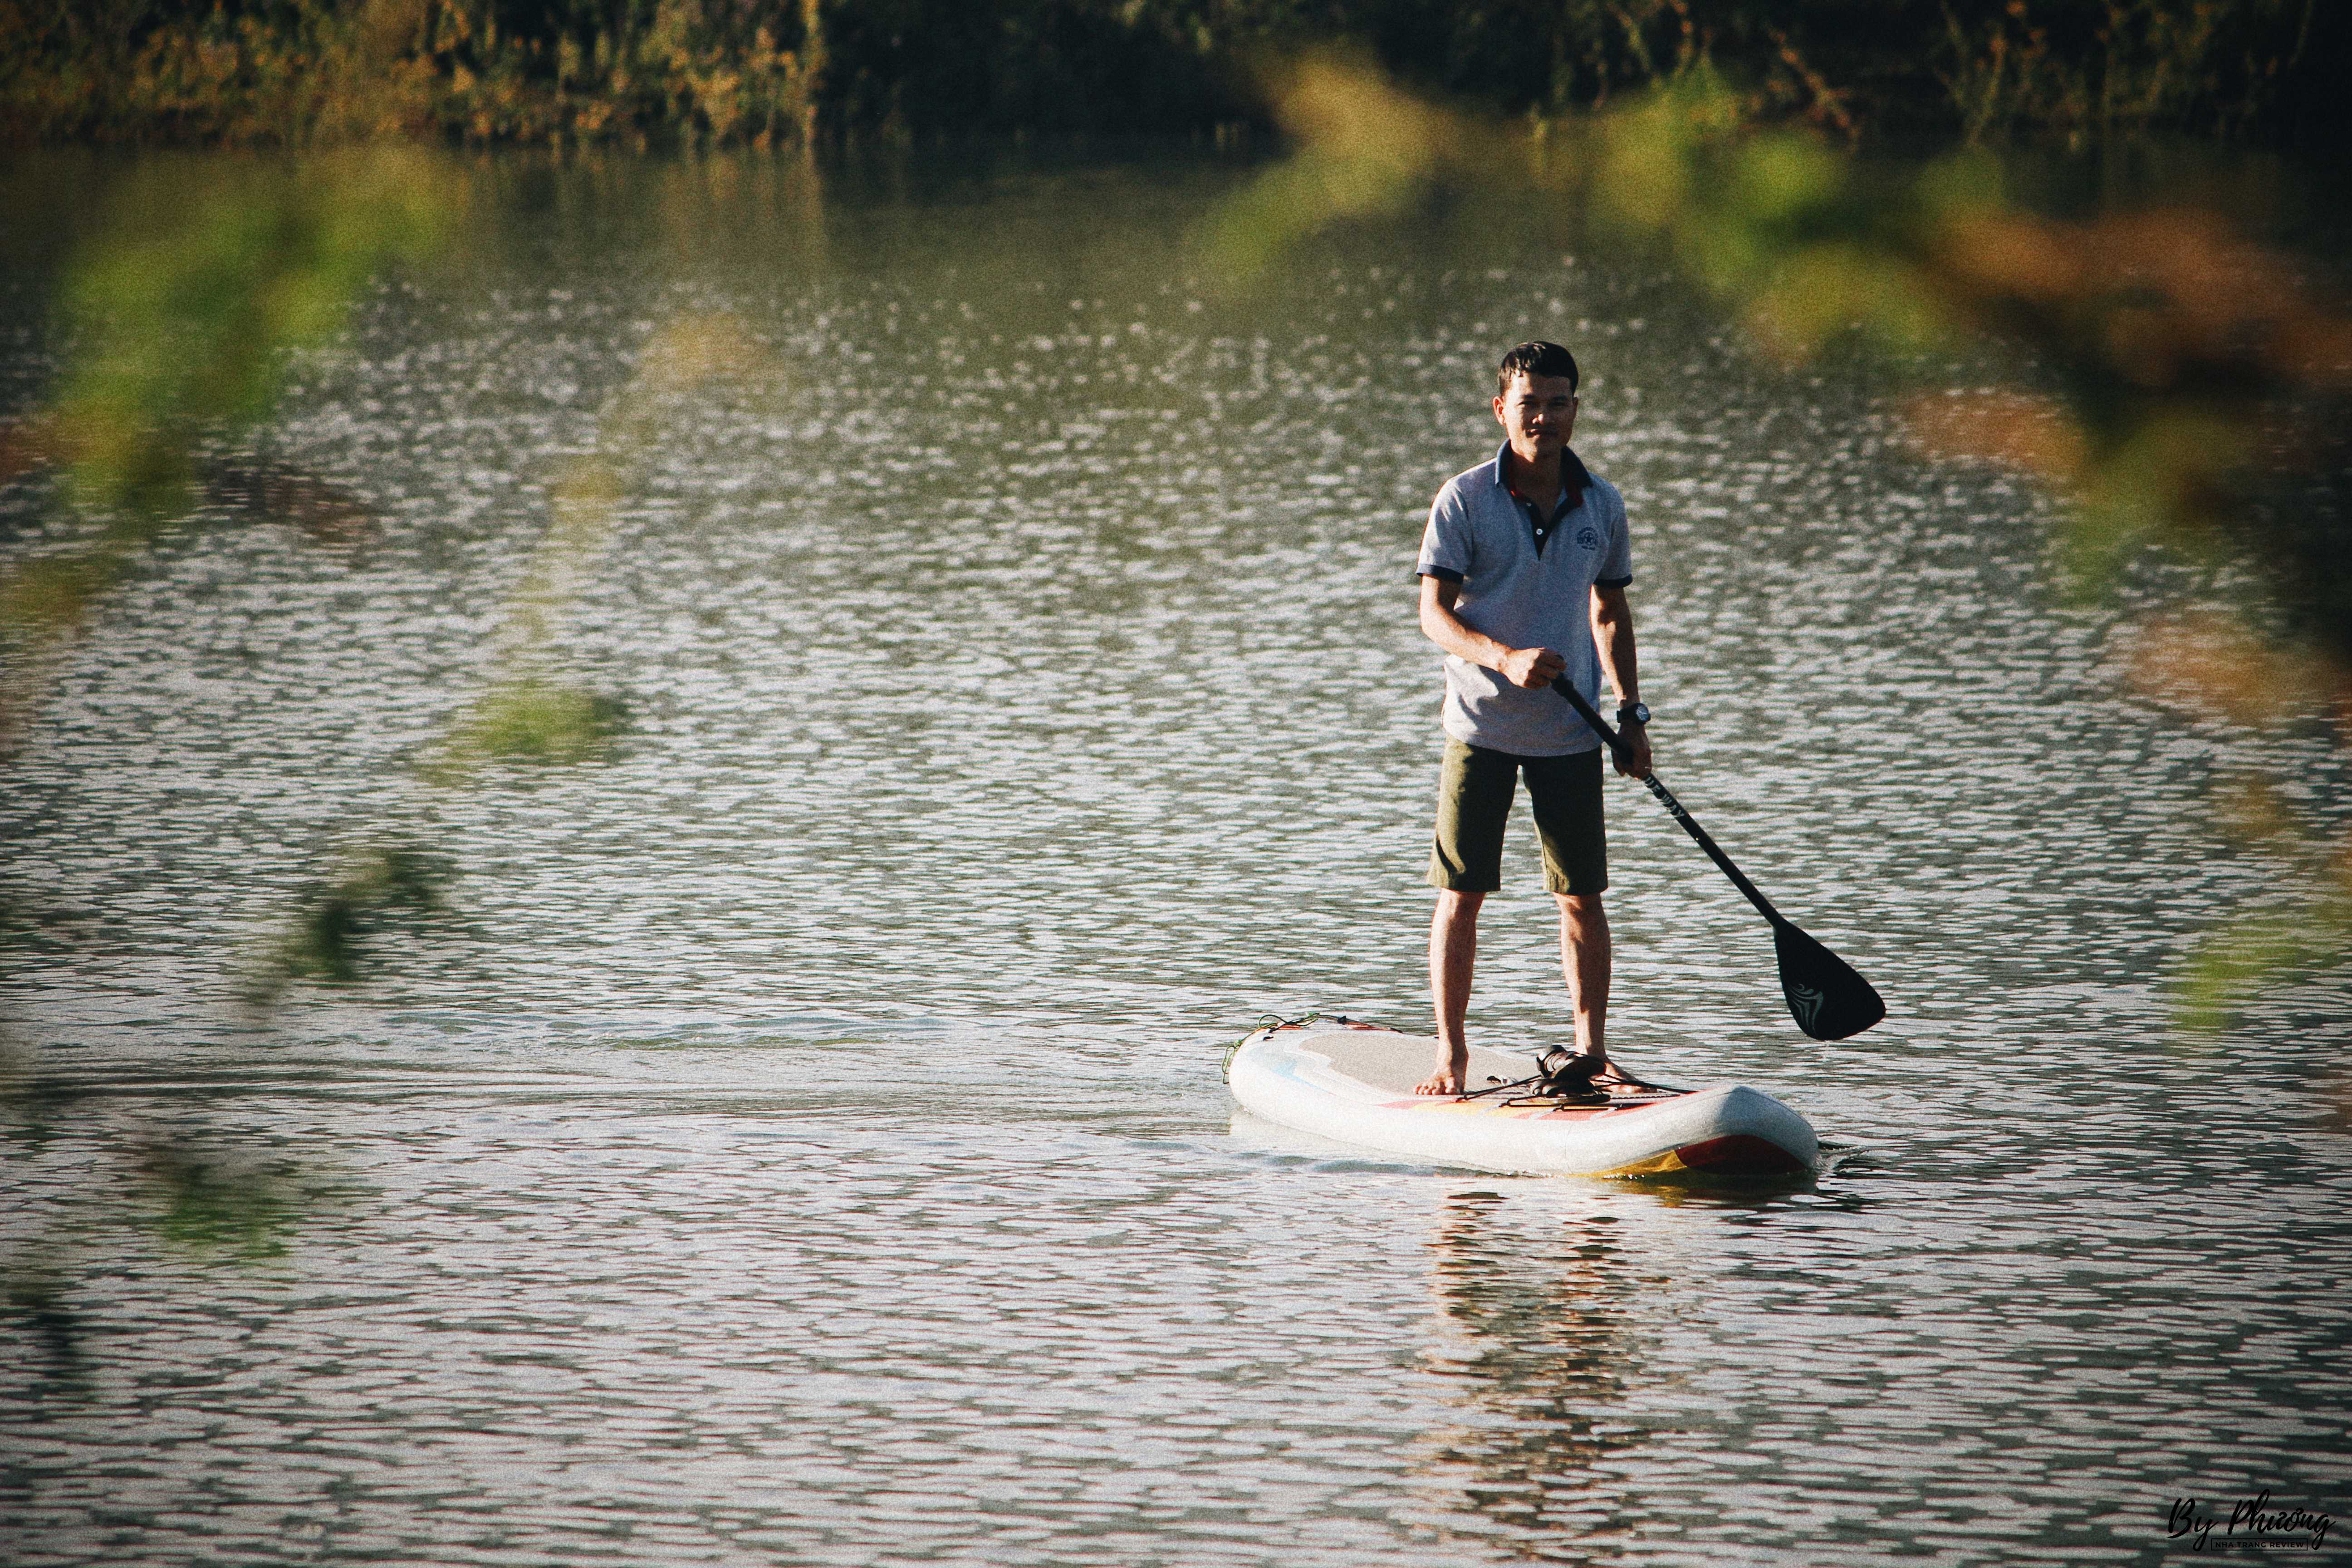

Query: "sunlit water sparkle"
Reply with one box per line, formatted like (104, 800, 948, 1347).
(2, 153, 2348, 1566)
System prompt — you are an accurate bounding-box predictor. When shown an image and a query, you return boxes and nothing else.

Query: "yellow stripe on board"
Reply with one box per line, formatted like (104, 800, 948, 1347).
(1590, 1148, 1694, 1177)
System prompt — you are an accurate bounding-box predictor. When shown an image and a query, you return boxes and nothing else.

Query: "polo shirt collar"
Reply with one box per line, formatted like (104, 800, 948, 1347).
(1492, 442, 1591, 512)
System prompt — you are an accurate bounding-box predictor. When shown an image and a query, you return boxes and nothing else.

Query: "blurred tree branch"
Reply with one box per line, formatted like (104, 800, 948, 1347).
(1210, 56, 2352, 1024)
(1, 147, 459, 743)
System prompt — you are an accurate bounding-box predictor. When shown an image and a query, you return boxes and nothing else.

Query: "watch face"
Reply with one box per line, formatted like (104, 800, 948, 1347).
(1622, 703, 1649, 723)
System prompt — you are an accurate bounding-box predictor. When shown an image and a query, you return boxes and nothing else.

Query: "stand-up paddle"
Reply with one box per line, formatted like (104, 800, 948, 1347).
(1553, 678, 1886, 1041)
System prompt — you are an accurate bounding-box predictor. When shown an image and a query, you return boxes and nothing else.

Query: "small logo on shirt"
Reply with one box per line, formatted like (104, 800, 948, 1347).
(1576, 526, 1600, 550)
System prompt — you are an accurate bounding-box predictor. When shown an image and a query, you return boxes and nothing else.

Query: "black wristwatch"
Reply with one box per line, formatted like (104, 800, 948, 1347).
(1617, 701, 1651, 726)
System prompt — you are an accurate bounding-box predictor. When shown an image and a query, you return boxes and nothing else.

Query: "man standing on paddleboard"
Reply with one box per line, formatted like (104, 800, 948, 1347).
(1413, 340, 1651, 1096)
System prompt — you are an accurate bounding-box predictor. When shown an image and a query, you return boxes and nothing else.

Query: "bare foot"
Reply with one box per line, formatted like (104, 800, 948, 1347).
(1595, 1058, 1652, 1093)
(1416, 1045, 1468, 1096)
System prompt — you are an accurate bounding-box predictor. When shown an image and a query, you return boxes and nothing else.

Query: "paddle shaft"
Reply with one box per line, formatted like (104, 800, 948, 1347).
(1551, 677, 1785, 926)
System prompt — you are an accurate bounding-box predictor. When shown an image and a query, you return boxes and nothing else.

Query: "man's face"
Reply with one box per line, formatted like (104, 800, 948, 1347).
(1493, 371, 1578, 460)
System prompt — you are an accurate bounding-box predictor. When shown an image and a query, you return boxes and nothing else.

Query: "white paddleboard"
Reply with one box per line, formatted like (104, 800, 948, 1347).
(1227, 1017, 1818, 1178)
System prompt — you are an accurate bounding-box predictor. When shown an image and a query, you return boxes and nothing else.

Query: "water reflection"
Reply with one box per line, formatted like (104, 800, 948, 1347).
(1416, 1189, 1643, 1550)
(0, 149, 2346, 1567)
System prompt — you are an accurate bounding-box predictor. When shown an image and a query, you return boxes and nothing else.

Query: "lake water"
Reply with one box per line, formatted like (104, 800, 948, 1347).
(2, 151, 2348, 1565)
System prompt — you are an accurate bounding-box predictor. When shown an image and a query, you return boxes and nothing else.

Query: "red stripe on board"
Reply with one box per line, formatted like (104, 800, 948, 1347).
(1673, 1134, 1809, 1176)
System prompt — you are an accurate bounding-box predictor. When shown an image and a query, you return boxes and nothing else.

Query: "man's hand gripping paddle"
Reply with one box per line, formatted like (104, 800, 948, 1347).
(1554, 678, 1886, 1041)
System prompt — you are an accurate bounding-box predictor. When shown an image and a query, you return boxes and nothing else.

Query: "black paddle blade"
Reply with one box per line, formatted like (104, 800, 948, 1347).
(1771, 920, 1886, 1041)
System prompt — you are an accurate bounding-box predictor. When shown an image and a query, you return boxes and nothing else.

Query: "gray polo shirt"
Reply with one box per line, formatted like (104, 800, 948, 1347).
(1416, 443, 1633, 756)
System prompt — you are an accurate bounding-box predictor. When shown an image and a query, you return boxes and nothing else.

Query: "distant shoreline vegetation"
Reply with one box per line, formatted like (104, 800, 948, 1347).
(0, 0, 2341, 152)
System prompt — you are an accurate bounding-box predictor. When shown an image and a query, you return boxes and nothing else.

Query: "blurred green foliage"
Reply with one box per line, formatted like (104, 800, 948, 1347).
(0, 1252, 83, 1377)
(0, 147, 460, 711)
(2, 143, 655, 1016)
(0, 0, 2340, 150)
(449, 679, 630, 768)
(1594, 83, 2352, 1024)
(1210, 54, 2351, 1026)
(0, 137, 638, 1295)
(55, 147, 455, 524)
(250, 840, 462, 999)
(2177, 901, 2352, 1035)
(420, 310, 765, 784)
(1201, 50, 1474, 281)
(137, 1142, 310, 1259)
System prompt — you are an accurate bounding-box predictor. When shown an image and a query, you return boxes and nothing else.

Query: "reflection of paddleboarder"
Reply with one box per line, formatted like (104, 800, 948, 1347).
(1421, 1190, 1636, 1534)
(1414, 341, 1650, 1097)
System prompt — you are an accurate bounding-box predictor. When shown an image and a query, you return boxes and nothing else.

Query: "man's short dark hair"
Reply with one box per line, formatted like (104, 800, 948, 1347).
(1498, 341, 1579, 396)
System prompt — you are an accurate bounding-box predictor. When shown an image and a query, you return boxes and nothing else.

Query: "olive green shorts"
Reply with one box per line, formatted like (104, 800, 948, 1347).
(1428, 739, 1608, 896)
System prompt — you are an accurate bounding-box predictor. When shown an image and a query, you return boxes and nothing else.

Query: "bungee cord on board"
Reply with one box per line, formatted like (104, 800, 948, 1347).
(1231, 1017, 1668, 1106)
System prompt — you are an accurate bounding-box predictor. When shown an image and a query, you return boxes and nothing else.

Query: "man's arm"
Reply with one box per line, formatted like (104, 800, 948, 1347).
(1419, 575, 1561, 688)
(1589, 583, 1651, 777)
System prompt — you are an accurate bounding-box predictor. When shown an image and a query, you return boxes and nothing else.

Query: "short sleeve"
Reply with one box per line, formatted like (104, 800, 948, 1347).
(1417, 486, 1474, 582)
(1593, 487, 1632, 588)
